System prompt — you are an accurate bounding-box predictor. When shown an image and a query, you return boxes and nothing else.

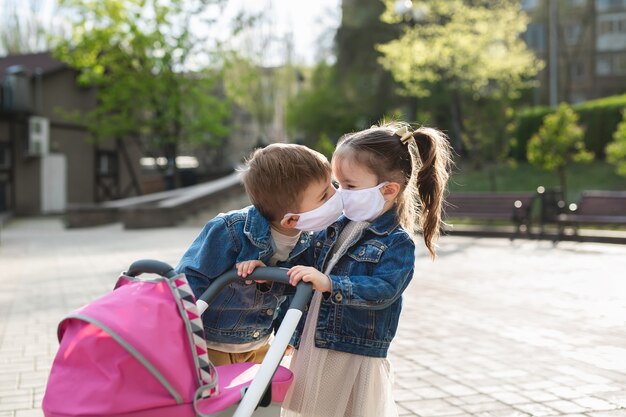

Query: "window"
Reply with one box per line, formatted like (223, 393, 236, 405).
(0, 143, 10, 170)
(564, 24, 582, 46)
(521, 0, 539, 10)
(597, 0, 626, 12)
(596, 56, 612, 75)
(596, 53, 626, 75)
(96, 151, 118, 177)
(525, 23, 545, 51)
(598, 14, 626, 35)
(571, 60, 586, 79)
(615, 54, 626, 74)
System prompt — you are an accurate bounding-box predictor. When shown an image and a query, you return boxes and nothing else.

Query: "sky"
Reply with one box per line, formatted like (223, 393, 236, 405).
(0, 0, 342, 65)
(215, 0, 342, 64)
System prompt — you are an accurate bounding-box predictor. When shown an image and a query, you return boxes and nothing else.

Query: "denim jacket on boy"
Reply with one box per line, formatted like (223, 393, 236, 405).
(294, 209, 416, 358)
(175, 205, 312, 345)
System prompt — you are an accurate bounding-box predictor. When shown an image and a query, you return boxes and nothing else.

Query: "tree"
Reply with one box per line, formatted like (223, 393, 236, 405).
(287, 0, 406, 146)
(527, 103, 593, 200)
(54, 0, 230, 190)
(221, 9, 297, 145)
(377, 0, 543, 168)
(335, 0, 406, 125)
(0, 0, 60, 54)
(606, 110, 626, 177)
(285, 63, 360, 147)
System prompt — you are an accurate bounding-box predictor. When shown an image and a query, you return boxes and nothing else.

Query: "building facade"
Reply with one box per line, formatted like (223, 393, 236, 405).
(0, 52, 146, 215)
(522, 0, 626, 104)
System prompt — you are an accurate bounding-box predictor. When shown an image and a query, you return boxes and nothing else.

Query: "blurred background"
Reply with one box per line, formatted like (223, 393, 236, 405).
(0, 0, 625, 230)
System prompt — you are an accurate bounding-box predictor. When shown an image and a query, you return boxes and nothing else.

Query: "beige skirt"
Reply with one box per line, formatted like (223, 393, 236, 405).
(281, 292, 398, 417)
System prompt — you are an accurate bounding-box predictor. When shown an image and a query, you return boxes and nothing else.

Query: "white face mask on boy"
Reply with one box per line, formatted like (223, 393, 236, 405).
(284, 191, 343, 232)
(339, 182, 388, 222)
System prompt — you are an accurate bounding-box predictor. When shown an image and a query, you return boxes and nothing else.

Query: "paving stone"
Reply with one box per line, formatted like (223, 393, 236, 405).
(587, 411, 626, 417)
(410, 386, 450, 400)
(513, 402, 560, 417)
(571, 396, 620, 411)
(474, 408, 531, 417)
(461, 401, 512, 414)
(543, 400, 589, 414)
(489, 392, 531, 406)
(518, 390, 560, 402)
(439, 384, 479, 397)
(595, 391, 626, 408)
(549, 386, 586, 400)
(402, 399, 464, 416)
(2, 220, 626, 416)
(14, 411, 42, 417)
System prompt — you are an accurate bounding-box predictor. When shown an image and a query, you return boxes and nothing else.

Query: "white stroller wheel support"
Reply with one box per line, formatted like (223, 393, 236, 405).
(231, 308, 303, 417)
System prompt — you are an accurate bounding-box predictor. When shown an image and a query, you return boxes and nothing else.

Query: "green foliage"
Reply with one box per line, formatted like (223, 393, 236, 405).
(286, 63, 360, 147)
(377, 0, 543, 173)
(53, 0, 230, 155)
(314, 134, 335, 161)
(606, 110, 626, 177)
(512, 94, 626, 160)
(450, 161, 626, 203)
(575, 95, 626, 157)
(527, 103, 593, 194)
(223, 53, 276, 134)
(378, 0, 542, 101)
(509, 106, 552, 160)
(287, 0, 406, 144)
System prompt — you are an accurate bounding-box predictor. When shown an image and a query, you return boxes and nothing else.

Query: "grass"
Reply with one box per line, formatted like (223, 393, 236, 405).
(448, 161, 626, 203)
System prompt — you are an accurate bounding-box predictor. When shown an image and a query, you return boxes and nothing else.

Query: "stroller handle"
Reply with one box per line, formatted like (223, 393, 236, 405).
(199, 268, 313, 313)
(124, 260, 313, 313)
(125, 259, 177, 278)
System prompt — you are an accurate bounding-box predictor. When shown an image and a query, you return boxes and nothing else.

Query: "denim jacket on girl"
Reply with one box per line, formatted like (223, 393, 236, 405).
(175, 205, 312, 345)
(295, 209, 416, 358)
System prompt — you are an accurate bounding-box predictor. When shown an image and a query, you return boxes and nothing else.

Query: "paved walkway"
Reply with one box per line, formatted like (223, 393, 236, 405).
(0, 218, 625, 417)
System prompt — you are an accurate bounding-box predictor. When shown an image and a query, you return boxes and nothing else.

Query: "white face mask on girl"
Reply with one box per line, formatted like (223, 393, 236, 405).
(339, 182, 388, 222)
(284, 191, 343, 232)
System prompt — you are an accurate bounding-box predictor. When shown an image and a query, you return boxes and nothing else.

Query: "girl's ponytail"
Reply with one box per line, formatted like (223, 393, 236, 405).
(411, 127, 452, 257)
(334, 123, 452, 257)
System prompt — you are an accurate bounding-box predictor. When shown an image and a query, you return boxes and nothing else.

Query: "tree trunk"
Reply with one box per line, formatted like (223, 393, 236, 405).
(487, 163, 498, 192)
(558, 165, 567, 202)
(163, 142, 180, 190)
(449, 89, 465, 155)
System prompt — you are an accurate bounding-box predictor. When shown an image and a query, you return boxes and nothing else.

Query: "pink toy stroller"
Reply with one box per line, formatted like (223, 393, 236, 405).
(42, 260, 312, 417)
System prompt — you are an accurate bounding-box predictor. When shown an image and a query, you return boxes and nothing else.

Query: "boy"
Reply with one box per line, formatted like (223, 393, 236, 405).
(176, 143, 341, 366)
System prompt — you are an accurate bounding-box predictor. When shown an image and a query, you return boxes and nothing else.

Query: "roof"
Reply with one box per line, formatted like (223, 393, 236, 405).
(0, 52, 67, 77)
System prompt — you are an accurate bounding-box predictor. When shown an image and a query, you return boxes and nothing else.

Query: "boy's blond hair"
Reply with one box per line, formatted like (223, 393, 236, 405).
(241, 143, 331, 221)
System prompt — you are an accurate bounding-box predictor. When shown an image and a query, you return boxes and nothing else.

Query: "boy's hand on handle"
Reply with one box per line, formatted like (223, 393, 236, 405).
(236, 260, 267, 284)
(287, 266, 331, 293)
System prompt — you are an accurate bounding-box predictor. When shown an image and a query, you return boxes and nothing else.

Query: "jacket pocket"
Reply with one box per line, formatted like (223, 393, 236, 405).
(347, 240, 385, 263)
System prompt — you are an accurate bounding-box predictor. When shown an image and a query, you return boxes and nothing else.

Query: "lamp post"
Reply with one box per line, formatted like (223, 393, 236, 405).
(548, 0, 558, 107)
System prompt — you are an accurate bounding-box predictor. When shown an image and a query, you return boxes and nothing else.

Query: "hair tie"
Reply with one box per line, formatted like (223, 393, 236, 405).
(394, 126, 413, 145)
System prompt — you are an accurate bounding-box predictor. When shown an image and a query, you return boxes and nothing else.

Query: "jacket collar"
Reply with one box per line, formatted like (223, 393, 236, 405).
(367, 208, 401, 235)
(243, 206, 272, 249)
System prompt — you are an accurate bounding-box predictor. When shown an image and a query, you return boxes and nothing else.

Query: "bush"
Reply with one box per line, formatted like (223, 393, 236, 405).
(512, 94, 626, 160)
(606, 110, 626, 177)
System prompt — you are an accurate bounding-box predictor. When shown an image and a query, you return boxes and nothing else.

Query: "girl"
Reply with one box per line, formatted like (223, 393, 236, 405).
(283, 122, 452, 417)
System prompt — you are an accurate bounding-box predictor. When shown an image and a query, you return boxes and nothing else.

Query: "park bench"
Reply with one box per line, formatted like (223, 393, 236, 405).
(556, 190, 626, 238)
(444, 191, 535, 235)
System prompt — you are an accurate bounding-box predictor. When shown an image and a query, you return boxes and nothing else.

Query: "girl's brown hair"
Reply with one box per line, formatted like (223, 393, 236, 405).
(334, 122, 452, 257)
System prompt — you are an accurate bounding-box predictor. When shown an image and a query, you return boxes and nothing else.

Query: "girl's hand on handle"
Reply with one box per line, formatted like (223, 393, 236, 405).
(236, 260, 267, 284)
(287, 265, 331, 293)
